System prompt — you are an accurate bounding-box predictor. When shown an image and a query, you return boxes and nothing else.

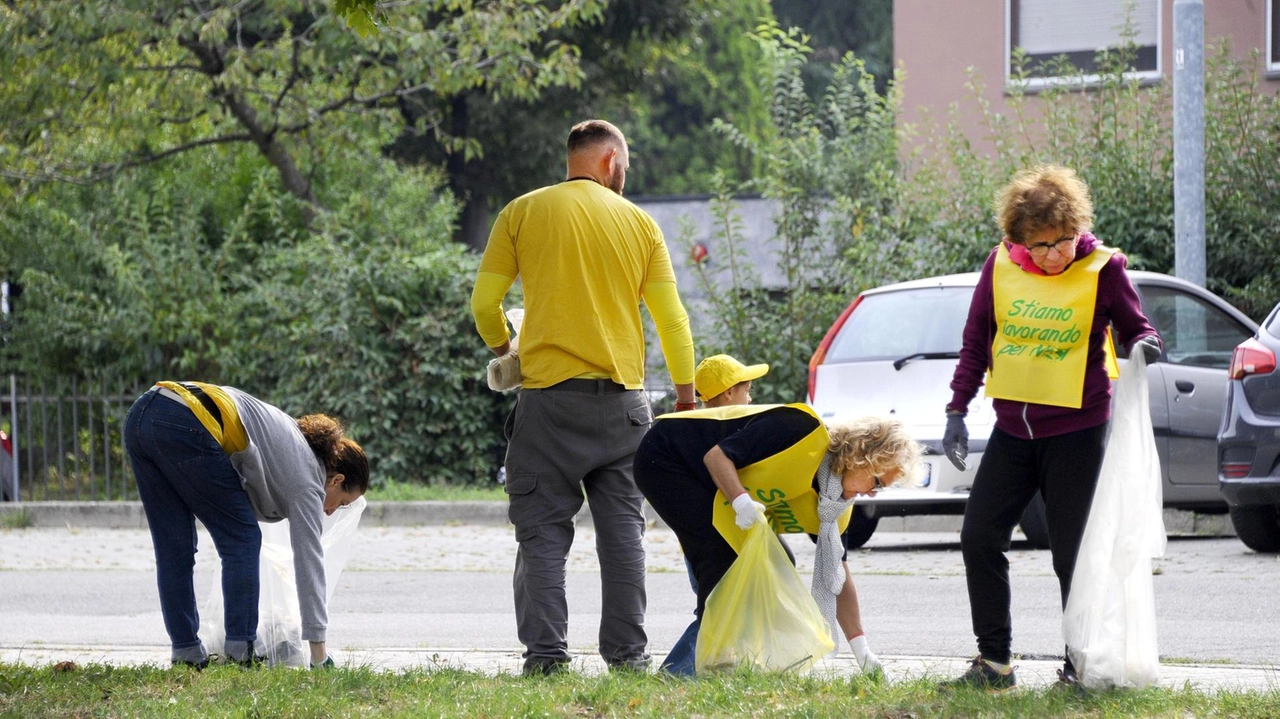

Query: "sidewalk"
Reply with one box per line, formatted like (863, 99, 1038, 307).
(0, 518, 1274, 692)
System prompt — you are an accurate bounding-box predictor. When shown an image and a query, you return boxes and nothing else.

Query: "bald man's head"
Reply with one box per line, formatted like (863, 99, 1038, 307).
(567, 120, 625, 154)
(566, 120, 629, 195)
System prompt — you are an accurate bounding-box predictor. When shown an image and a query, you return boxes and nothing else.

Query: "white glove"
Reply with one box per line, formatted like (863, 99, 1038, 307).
(731, 492, 765, 530)
(849, 635, 885, 677)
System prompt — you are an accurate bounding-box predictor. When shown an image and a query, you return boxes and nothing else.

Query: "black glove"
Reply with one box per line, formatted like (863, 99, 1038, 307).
(1134, 336, 1161, 363)
(942, 412, 968, 472)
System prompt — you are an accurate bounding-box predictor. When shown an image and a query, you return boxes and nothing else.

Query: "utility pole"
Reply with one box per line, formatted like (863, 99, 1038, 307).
(1173, 0, 1206, 288)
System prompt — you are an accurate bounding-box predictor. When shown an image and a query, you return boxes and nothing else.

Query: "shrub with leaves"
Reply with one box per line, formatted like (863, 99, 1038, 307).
(687, 24, 919, 403)
(908, 38, 1280, 320)
(686, 24, 1280, 404)
(2, 147, 511, 486)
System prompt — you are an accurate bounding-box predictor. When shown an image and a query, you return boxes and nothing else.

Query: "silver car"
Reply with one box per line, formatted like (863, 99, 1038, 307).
(808, 271, 1257, 548)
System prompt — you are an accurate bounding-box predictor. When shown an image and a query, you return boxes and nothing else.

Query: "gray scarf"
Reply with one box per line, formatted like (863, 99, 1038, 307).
(810, 451, 855, 653)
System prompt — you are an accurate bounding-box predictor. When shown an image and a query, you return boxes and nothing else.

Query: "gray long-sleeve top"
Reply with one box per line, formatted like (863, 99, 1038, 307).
(224, 387, 329, 643)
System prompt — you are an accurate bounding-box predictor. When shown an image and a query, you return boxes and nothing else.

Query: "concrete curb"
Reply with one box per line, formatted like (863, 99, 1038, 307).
(0, 500, 1238, 538)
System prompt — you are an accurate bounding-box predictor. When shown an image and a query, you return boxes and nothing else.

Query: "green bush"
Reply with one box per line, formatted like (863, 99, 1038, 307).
(909, 40, 1280, 320)
(690, 24, 916, 403)
(2, 147, 511, 487)
(235, 169, 513, 485)
(689, 27, 1280, 398)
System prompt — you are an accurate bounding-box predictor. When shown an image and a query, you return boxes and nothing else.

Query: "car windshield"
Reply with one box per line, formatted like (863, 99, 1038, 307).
(825, 286, 974, 362)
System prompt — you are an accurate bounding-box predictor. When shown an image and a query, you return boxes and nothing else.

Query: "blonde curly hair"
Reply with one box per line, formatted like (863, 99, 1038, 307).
(827, 416, 924, 488)
(995, 164, 1094, 245)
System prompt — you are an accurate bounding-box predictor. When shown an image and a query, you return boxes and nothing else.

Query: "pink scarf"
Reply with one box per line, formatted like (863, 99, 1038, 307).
(1005, 232, 1101, 275)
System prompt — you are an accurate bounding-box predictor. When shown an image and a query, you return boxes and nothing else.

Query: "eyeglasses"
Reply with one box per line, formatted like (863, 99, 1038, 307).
(1025, 234, 1077, 258)
(872, 476, 884, 492)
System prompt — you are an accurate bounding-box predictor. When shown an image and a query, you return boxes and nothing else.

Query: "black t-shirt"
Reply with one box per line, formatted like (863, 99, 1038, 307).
(635, 406, 821, 491)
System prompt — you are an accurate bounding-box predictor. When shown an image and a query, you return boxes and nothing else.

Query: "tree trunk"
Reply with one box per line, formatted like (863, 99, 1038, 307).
(180, 36, 322, 221)
(219, 85, 321, 218)
(457, 192, 491, 252)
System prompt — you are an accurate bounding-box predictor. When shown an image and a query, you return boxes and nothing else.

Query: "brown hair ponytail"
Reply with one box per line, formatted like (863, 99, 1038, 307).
(296, 414, 370, 493)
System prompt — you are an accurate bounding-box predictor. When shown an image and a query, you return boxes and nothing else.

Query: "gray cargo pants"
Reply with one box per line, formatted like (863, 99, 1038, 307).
(504, 379, 653, 669)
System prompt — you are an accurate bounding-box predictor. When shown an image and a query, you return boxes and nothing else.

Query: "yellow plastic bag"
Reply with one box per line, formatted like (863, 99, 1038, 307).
(695, 519, 835, 674)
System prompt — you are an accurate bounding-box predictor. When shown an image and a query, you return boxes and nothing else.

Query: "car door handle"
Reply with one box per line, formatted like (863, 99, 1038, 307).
(1175, 380, 1195, 393)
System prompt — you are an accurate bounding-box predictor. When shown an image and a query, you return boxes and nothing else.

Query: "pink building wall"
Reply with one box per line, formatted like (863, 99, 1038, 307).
(894, 0, 1280, 157)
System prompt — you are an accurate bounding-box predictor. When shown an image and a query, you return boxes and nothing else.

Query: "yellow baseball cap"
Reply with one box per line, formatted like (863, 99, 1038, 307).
(695, 354, 769, 401)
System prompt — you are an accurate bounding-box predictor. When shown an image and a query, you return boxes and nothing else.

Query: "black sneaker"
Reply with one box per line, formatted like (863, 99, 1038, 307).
(209, 652, 267, 669)
(607, 655, 652, 674)
(522, 656, 570, 677)
(1055, 665, 1085, 694)
(941, 656, 1017, 693)
(235, 654, 267, 669)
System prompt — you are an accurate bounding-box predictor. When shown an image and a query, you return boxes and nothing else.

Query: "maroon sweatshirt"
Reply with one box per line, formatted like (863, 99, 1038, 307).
(946, 233, 1160, 439)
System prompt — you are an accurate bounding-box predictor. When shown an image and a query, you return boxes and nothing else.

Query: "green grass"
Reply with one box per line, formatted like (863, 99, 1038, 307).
(364, 480, 506, 502)
(1, 664, 1278, 718)
(0, 508, 34, 529)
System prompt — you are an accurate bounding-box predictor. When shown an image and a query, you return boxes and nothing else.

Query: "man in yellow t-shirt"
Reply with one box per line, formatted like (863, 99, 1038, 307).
(470, 119, 696, 676)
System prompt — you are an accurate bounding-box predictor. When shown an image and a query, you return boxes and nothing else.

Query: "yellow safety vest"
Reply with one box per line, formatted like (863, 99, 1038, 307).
(985, 244, 1120, 409)
(655, 403, 852, 553)
(154, 381, 249, 454)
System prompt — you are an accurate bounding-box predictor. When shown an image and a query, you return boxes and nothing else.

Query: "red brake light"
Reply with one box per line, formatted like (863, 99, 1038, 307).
(1228, 338, 1277, 380)
(808, 295, 863, 402)
(1221, 461, 1252, 479)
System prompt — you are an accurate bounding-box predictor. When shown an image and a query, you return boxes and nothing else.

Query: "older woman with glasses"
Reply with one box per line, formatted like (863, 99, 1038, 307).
(633, 404, 921, 677)
(940, 165, 1162, 691)
(123, 381, 369, 670)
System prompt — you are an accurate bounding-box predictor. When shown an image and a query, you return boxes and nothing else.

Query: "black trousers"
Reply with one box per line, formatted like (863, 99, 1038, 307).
(633, 460, 736, 619)
(633, 458, 797, 619)
(960, 423, 1107, 665)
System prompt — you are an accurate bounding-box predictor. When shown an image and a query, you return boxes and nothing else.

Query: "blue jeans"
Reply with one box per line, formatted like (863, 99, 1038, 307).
(124, 389, 262, 663)
(662, 618, 699, 676)
(659, 558, 700, 676)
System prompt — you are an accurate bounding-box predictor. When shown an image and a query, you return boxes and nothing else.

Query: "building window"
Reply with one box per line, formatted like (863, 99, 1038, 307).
(1007, 0, 1161, 89)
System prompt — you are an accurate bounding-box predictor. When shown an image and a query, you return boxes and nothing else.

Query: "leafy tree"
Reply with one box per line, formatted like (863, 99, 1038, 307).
(1200, 45, 1280, 317)
(0, 0, 602, 218)
(2, 143, 512, 486)
(908, 39, 1280, 318)
(770, 0, 893, 94)
(689, 24, 912, 402)
(618, 0, 772, 196)
(387, 0, 773, 249)
(332, 0, 383, 36)
(688, 23, 1280, 405)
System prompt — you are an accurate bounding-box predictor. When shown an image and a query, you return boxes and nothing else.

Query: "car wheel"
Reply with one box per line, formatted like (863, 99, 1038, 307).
(1019, 493, 1051, 549)
(1228, 505, 1280, 553)
(843, 506, 880, 549)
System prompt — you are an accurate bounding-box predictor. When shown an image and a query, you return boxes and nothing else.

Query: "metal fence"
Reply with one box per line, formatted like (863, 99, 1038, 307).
(2, 375, 147, 502)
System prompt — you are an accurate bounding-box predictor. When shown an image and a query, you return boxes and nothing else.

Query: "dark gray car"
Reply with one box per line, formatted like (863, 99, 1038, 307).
(1217, 302, 1280, 552)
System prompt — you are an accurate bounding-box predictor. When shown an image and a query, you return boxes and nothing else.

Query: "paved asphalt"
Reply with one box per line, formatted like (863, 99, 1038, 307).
(0, 511, 1277, 692)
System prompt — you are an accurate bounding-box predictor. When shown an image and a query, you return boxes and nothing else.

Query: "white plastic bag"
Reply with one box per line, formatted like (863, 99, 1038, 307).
(486, 308, 524, 391)
(199, 495, 367, 667)
(505, 308, 524, 350)
(1062, 353, 1166, 689)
